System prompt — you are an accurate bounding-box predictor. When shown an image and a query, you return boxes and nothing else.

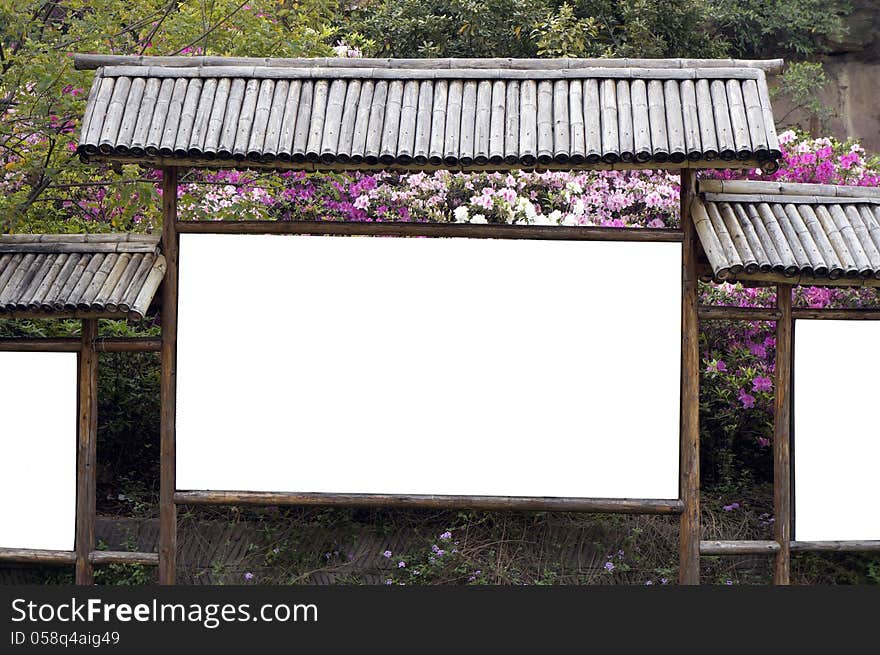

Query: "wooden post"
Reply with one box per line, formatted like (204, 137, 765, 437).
(679, 168, 701, 585)
(75, 319, 98, 584)
(773, 284, 793, 584)
(159, 166, 179, 585)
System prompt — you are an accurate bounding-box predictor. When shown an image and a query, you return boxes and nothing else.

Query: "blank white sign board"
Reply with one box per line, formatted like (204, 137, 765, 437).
(0, 352, 77, 551)
(177, 234, 681, 499)
(794, 320, 880, 541)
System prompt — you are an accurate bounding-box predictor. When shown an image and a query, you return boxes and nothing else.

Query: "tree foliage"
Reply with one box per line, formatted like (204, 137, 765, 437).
(344, 0, 849, 59)
(0, 0, 857, 234)
(0, 0, 335, 232)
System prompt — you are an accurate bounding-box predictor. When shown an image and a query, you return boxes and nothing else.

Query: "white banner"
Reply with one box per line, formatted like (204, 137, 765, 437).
(177, 234, 681, 500)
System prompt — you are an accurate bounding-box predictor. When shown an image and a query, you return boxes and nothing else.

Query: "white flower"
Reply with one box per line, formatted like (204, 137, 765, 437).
(571, 198, 586, 216)
(353, 195, 370, 210)
(777, 129, 797, 145)
(548, 210, 562, 224)
(470, 214, 487, 224)
(453, 206, 469, 222)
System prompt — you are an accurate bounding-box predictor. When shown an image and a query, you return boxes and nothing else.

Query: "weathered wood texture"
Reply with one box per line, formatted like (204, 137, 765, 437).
(89, 550, 159, 565)
(679, 169, 701, 585)
(0, 235, 165, 320)
(693, 181, 880, 286)
(78, 58, 781, 170)
(0, 548, 76, 564)
(790, 541, 880, 552)
(700, 540, 781, 555)
(774, 285, 793, 585)
(174, 491, 684, 514)
(175, 220, 683, 242)
(159, 167, 179, 585)
(697, 305, 782, 321)
(0, 337, 161, 352)
(74, 319, 98, 584)
(792, 308, 880, 320)
(81, 154, 768, 173)
(74, 54, 786, 72)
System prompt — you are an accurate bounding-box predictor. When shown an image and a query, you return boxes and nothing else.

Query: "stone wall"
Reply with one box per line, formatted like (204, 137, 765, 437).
(774, 3, 880, 152)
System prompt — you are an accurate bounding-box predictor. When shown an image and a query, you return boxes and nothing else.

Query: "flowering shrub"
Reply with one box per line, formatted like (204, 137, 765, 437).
(176, 168, 680, 228)
(706, 130, 880, 187)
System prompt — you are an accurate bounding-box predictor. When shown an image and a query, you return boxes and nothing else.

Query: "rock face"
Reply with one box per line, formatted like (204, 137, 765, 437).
(774, 3, 880, 152)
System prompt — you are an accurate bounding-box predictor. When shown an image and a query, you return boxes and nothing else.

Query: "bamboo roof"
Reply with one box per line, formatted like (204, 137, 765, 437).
(0, 234, 165, 320)
(74, 55, 784, 172)
(694, 180, 880, 287)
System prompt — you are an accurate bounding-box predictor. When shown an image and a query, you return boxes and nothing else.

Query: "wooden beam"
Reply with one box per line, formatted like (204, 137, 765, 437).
(724, 271, 880, 289)
(774, 285, 793, 585)
(0, 311, 128, 320)
(0, 337, 161, 352)
(698, 305, 782, 321)
(94, 337, 162, 352)
(74, 319, 98, 585)
(700, 540, 781, 555)
(174, 491, 684, 514)
(89, 551, 159, 565)
(679, 169, 701, 585)
(0, 548, 76, 564)
(82, 152, 763, 173)
(0, 339, 81, 351)
(176, 220, 683, 242)
(790, 541, 880, 552)
(792, 308, 880, 320)
(159, 167, 179, 585)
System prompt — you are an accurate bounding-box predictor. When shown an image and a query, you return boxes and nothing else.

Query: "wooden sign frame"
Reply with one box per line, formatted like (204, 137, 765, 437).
(2, 167, 879, 586)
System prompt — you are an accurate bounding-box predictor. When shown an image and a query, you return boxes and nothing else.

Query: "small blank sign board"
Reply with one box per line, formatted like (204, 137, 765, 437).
(794, 320, 880, 541)
(0, 352, 77, 551)
(177, 234, 681, 500)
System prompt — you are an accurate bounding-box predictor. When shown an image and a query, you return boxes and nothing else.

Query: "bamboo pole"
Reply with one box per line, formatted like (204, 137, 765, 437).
(72, 53, 787, 73)
(75, 319, 98, 585)
(679, 169, 701, 585)
(159, 167, 179, 585)
(774, 284, 793, 585)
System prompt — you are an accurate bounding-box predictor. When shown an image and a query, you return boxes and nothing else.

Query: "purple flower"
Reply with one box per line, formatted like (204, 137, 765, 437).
(722, 502, 741, 512)
(439, 531, 452, 541)
(398, 561, 406, 568)
(382, 550, 392, 558)
(737, 389, 756, 409)
(752, 376, 773, 392)
(725, 580, 734, 586)
(749, 342, 768, 358)
(660, 578, 668, 585)
(244, 572, 254, 581)
(385, 579, 393, 585)
(604, 561, 615, 572)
